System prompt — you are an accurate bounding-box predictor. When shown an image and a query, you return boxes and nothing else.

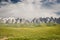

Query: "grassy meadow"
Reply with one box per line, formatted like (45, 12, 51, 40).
(0, 23, 60, 40)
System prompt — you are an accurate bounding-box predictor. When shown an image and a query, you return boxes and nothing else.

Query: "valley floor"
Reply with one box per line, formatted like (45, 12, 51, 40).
(0, 24, 60, 40)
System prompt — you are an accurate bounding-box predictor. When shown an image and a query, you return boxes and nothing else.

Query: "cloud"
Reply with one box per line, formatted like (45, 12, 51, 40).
(0, 0, 60, 19)
(57, 0, 60, 3)
(11, 0, 22, 3)
(55, 11, 60, 15)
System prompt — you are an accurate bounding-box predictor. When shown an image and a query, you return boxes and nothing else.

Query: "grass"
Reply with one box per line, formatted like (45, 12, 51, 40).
(0, 23, 60, 40)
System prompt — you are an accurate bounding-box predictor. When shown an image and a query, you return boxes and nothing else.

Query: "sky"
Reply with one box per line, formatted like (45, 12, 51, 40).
(0, 0, 60, 19)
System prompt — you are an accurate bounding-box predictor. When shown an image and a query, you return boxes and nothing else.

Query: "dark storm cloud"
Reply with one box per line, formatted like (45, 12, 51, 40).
(55, 12, 60, 15)
(11, 0, 22, 3)
(40, 0, 60, 16)
(40, 0, 60, 9)
(57, 0, 60, 3)
(0, 0, 22, 3)
(40, 0, 56, 9)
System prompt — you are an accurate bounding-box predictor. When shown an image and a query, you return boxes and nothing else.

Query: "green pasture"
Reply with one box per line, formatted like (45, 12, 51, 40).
(0, 23, 60, 40)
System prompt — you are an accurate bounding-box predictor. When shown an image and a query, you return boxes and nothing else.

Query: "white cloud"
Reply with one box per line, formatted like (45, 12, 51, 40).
(0, 0, 60, 19)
